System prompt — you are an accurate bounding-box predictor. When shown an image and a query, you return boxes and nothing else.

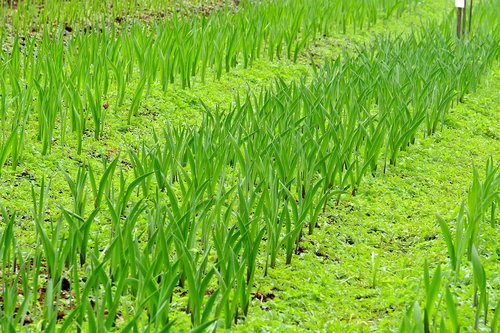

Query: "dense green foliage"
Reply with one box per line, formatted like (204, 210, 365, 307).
(402, 159, 499, 332)
(0, 0, 498, 331)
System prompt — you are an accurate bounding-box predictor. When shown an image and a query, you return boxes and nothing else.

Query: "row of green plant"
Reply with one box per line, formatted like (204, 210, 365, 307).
(0, 0, 420, 161)
(0, 0, 229, 33)
(401, 158, 499, 332)
(1, 0, 417, 35)
(1, 7, 499, 330)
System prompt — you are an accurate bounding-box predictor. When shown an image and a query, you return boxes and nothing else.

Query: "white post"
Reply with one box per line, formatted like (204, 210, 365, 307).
(456, 0, 466, 38)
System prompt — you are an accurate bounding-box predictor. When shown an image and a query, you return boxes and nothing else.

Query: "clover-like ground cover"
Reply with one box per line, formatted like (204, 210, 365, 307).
(235, 64, 500, 332)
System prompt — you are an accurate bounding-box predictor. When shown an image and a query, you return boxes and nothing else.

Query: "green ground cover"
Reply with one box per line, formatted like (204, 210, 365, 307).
(0, 0, 498, 331)
(237, 63, 500, 332)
